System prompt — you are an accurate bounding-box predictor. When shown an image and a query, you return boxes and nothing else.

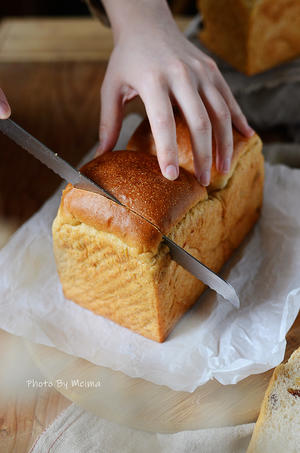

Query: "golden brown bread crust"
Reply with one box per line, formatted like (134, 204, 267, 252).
(80, 150, 206, 230)
(198, 0, 300, 75)
(61, 184, 162, 254)
(61, 150, 207, 253)
(198, 0, 250, 73)
(127, 110, 260, 191)
(53, 136, 264, 342)
(249, 0, 300, 74)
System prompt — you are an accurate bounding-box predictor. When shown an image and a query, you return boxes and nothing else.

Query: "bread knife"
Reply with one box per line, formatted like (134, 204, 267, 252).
(0, 118, 239, 308)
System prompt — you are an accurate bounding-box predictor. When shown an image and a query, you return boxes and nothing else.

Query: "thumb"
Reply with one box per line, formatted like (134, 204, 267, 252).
(0, 88, 11, 119)
(95, 79, 123, 157)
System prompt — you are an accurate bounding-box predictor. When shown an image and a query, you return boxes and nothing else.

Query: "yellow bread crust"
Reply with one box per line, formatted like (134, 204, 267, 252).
(248, 0, 300, 74)
(60, 184, 162, 254)
(198, 0, 300, 75)
(52, 136, 264, 342)
(61, 150, 207, 254)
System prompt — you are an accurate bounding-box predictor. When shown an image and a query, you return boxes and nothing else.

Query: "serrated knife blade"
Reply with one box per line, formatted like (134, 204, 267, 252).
(0, 118, 239, 308)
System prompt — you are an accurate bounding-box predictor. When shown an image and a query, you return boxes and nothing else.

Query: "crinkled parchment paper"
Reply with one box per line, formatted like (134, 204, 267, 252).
(0, 115, 299, 392)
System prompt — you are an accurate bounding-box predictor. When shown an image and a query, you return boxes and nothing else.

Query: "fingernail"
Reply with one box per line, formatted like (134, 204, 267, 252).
(165, 165, 179, 180)
(222, 158, 231, 173)
(200, 170, 210, 186)
(0, 101, 11, 119)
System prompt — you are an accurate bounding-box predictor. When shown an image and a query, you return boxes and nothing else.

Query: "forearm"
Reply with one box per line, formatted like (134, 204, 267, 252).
(101, 0, 179, 42)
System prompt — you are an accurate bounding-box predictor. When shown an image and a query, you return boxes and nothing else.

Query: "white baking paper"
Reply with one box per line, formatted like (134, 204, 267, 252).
(0, 115, 299, 392)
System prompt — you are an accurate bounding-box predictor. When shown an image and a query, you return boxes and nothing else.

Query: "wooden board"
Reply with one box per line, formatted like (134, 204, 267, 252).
(0, 17, 190, 62)
(0, 328, 71, 453)
(25, 315, 300, 434)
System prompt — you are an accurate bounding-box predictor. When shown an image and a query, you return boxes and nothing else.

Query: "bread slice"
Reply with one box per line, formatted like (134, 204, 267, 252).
(247, 347, 300, 453)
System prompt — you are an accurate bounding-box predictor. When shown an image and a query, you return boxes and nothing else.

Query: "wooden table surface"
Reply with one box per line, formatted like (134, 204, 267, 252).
(0, 16, 190, 453)
(0, 15, 299, 452)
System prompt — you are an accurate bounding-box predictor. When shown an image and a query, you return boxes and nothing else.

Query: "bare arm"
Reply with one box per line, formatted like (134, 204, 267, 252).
(97, 0, 254, 185)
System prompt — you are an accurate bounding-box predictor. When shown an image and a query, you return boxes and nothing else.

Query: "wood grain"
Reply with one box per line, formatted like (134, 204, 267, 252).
(0, 329, 71, 453)
(25, 315, 300, 434)
(0, 17, 190, 62)
(0, 18, 114, 62)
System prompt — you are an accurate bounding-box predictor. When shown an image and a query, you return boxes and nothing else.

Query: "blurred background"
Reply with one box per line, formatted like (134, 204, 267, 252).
(0, 1, 198, 232)
(0, 0, 197, 17)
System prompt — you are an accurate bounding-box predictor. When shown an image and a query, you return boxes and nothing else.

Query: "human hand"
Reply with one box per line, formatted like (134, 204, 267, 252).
(0, 88, 11, 119)
(97, 0, 254, 186)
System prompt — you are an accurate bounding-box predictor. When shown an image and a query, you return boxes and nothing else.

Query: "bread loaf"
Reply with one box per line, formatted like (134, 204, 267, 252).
(52, 114, 264, 342)
(198, 0, 300, 75)
(247, 347, 300, 452)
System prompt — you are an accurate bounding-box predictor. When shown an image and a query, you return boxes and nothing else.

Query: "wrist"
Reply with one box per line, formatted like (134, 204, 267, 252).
(102, 0, 179, 43)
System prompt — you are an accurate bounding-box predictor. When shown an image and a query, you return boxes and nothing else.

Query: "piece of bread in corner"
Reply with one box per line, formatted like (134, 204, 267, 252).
(247, 347, 300, 453)
(197, 0, 300, 75)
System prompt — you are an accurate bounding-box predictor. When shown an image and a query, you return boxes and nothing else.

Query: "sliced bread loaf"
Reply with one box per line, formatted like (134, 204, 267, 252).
(247, 347, 300, 452)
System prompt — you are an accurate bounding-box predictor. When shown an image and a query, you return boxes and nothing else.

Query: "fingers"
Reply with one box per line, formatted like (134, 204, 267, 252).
(139, 79, 179, 180)
(200, 84, 233, 173)
(212, 68, 254, 138)
(171, 74, 212, 186)
(0, 88, 11, 119)
(96, 77, 123, 157)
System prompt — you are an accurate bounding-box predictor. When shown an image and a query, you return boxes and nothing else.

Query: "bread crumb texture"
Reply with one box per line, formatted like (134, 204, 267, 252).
(247, 348, 300, 453)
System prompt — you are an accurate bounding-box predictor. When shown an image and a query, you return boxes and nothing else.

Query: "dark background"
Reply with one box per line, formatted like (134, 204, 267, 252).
(0, 1, 90, 17)
(0, 0, 197, 17)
